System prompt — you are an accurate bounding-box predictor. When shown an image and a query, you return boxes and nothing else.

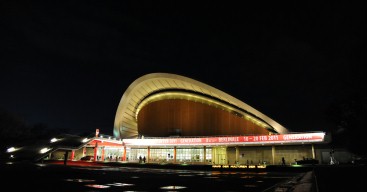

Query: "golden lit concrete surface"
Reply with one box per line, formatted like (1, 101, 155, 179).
(114, 73, 288, 138)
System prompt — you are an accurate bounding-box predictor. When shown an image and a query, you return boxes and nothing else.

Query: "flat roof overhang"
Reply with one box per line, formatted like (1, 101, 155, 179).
(121, 132, 326, 148)
(87, 138, 123, 148)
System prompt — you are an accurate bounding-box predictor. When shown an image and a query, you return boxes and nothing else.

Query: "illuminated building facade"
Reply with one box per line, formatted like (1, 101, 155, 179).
(112, 73, 326, 165)
(2, 73, 332, 165)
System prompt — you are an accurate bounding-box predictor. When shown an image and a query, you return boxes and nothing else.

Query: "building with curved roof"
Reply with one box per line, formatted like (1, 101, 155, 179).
(6, 73, 328, 166)
(110, 73, 327, 165)
(114, 73, 289, 139)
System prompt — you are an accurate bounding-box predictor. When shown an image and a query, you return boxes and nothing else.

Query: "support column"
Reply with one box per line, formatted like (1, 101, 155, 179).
(147, 146, 150, 163)
(311, 144, 315, 159)
(93, 142, 98, 162)
(203, 146, 206, 163)
(225, 147, 228, 165)
(212, 147, 216, 164)
(71, 150, 75, 161)
(82, 147, 86, 157)
(235, 147, 239, 164)
(174, 146, 177, 163)
(101, 147, 105, 161)
(122, 146, 126, 161)
(272, 146, 275, 165)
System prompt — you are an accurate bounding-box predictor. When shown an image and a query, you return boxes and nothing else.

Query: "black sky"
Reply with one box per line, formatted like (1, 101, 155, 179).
(1, 1, 365, 135)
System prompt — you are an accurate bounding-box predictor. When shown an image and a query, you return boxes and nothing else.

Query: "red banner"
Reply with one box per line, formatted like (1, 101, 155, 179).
(123, 132, 325, 146)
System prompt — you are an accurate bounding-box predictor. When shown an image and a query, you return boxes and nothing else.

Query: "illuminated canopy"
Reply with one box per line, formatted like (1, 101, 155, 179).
(114, 73, 289, 138)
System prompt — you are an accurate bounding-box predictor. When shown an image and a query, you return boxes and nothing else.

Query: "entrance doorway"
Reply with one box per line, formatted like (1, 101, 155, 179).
(213, 147, 227, 164)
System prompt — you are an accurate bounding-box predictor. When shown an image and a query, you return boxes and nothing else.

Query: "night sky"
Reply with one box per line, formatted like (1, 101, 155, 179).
(1, 1, 365, 136)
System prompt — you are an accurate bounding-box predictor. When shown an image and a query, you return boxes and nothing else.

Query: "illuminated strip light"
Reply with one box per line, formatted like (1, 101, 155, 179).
(124, 141, 322, 146)
(136, 92, 238, 119)
(212, 165, 266, 169)
(135, 92, 270, 129)
(122, 140, 324, 146)
(123, 133, 325, 146)
(93, 139, 123, 144)
(245, 115, 268, 128)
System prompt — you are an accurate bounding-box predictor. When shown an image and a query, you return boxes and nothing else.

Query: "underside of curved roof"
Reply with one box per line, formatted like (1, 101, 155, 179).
(114, 73, 288, 139)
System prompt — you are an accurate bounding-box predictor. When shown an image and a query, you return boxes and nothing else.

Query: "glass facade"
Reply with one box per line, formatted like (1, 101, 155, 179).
(128, 148, 147, 162)
(127, 147, 212, 163)
(96, 147, 124, 161)
(150, 148, 174, 163)
(176, 148, 211, 163)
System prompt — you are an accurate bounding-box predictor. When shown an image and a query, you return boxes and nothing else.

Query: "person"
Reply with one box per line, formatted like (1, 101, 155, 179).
(143, 156, 146, 163)
(139, 155, 142, 163)
(281, 157, 286, 166)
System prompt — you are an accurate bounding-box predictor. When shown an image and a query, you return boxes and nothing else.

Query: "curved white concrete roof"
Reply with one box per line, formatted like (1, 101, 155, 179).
(114, 73, 289, 138)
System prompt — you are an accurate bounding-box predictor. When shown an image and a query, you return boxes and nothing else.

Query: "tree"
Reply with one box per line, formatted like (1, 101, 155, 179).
(0, 108, 28, 147)
(326, 93, 367, 157)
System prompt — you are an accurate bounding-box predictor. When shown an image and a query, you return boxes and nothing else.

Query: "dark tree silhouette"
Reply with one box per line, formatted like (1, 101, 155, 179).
(0, 109, 27, 147)
(326, 93, 367, 157)
(0, 108, 71, 156)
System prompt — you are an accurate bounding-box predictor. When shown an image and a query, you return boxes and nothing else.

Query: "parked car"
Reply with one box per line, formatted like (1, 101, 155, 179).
(80, 155, 94, 161)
